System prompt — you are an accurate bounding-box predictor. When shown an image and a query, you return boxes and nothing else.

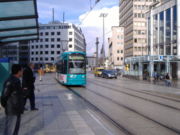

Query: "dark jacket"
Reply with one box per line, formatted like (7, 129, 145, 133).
(22, 66, 35, 90)
(3, 75, 24, 115)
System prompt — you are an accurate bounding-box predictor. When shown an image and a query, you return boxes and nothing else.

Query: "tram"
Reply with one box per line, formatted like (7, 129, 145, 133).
(56, 51, 86, 86)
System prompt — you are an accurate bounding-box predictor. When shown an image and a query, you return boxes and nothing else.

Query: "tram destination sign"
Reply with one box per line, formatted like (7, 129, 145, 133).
(69, 55, 85, 60)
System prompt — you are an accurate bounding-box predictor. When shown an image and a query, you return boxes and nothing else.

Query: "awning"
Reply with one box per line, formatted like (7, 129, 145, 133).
(0, 0, 39, 43)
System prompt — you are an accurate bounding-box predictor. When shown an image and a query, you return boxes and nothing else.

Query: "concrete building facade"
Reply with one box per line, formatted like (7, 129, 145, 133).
(108, 26, 124, 69)
(119, 0, 154, 58)
(29, 22, 86, 64)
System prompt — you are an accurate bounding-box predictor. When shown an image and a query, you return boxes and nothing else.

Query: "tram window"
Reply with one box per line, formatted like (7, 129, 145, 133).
(69, 60, 85, 74)
(62, 60, 67, 74)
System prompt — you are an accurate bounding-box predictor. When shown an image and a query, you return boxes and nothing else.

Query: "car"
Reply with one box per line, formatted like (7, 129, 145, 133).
(94, 67, 104, 77)
(101, 70, 118, 79)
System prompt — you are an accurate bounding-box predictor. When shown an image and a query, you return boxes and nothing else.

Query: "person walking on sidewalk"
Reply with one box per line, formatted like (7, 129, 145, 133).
(22, 63, 38, 111)
(38, 65, 44, 81)
(1, 64, 24, 135)
(165, 73, 171, 87)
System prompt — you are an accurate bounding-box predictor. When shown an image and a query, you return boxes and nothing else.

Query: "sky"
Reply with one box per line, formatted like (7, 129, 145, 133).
(37, 0, 119, 56)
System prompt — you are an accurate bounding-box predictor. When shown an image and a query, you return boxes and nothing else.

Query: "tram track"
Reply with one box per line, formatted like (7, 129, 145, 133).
(67, 87, 133, 135)
(67, 86, 180, 135)
(55, 78, 132, 135)
(89, 77, 180, 102)
(88, 78, 180, 110)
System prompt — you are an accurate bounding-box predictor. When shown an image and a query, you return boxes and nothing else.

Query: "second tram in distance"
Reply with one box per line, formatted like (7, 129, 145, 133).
(56, 51, 86, 86)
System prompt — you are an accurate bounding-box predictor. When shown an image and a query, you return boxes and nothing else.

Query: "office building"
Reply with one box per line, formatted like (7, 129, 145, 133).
(29, 21, 86, 64)
(108, 26, 124, 69)
(119, 0, 154, 58)
(1, 41, 30, 65)
(124, 0, 180, 79)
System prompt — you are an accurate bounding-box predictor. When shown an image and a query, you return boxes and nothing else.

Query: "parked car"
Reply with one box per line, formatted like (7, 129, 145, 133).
(94, 67, 104, 77)
(101, 70, 117, 79)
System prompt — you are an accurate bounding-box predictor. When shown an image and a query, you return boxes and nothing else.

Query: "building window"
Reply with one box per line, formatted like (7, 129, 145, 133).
(51, 51, 54, 54)
(31, 58, 34, 61)
(40, 57, 43, 61)
(40, 51, 43, 54)
(40, 45, 43, 48)
(51, 38, 54, 42)
(36, 58, 38, 61)
(57, 51, 60, 54)
(40, 39, 43, 42)
(51, 57, 54, 61)
(45, 38, 49, 42)
(51, 32, 55, 35)
(69, 38, 72, 42)
(57, 38, 61, 42)
(57, 32, 61, 35)
(134, 38, 137, 43)
(45, 58, 48, 61)
(69, 32, 73, 35)
(45, 32, 49, 36)
(31, 46, 34, 49)
(36, 52, 38, 55)
(45, 45, 49, 48)
(121, 57, 123, 61)
(31, 52, 34, 55)
(57, 44, 60, 48)
(36, 45, 38, 49)
(117, 50, 120, 53)
(51, 45, 54, 48)
(117, 57, 120, 61)
(69, 44, 72, 48)
(121, 50, 123, 53)
(45, 51, 48, 54)
(40, 32, 43, 36)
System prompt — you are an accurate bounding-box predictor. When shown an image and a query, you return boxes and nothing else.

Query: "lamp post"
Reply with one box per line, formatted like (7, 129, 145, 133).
(100, 13, 108, 66)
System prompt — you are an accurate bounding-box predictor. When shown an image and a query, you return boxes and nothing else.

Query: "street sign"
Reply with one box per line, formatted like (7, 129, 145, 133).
(159, 56, 164, 61)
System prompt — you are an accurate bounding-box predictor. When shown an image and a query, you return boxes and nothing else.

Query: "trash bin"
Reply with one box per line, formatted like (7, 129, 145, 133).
(0, 58, 11, 96)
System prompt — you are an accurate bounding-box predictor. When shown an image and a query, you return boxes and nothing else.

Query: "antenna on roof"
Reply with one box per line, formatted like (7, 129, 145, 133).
(52, 8, 55, 22)
(63, 12, 65, 23)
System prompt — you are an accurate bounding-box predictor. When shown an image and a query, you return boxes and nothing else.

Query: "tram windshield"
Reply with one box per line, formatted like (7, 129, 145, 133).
(69, 54, 86, 74)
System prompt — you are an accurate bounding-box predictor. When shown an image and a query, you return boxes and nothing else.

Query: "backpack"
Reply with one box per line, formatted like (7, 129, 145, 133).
(0, 81, 11, 108)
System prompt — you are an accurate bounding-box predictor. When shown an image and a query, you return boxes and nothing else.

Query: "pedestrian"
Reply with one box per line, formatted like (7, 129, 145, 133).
(165, 73, 171, 87)
(1, 64, 24, 135)
(38, 65, 44, 81)
(22, 63, 38, 111)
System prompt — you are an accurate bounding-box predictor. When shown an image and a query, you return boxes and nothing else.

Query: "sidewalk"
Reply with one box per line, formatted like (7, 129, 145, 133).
(122, 76, 180, 89)
(0, 74, 124, 135)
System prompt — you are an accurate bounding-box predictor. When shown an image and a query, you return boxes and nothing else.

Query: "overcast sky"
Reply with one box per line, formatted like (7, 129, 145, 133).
(37, 0, 119, 55)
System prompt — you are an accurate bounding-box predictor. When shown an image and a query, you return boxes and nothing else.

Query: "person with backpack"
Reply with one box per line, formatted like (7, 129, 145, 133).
(1, 64, 24, 135)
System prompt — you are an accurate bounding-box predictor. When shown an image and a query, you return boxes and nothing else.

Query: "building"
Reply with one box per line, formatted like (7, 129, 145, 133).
(108, 26, 124, 69)
(119, 0, 154, 58)
(86, 56, 96, 69)
(124, 0, 180, 79)
(29, 21, 86, 64)
(1, 41, 30, 65)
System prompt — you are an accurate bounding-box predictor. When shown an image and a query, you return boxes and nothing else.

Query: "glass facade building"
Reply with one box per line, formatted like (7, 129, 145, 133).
(124, 0, 180, 79)
(148, 2, 177, 56)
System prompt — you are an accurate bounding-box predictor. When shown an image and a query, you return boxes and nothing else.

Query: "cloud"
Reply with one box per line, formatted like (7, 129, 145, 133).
(79, 6, 119, 56)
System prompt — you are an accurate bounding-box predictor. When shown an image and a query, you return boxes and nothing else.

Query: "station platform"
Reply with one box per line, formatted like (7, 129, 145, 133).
(0, 74, 124, 135)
